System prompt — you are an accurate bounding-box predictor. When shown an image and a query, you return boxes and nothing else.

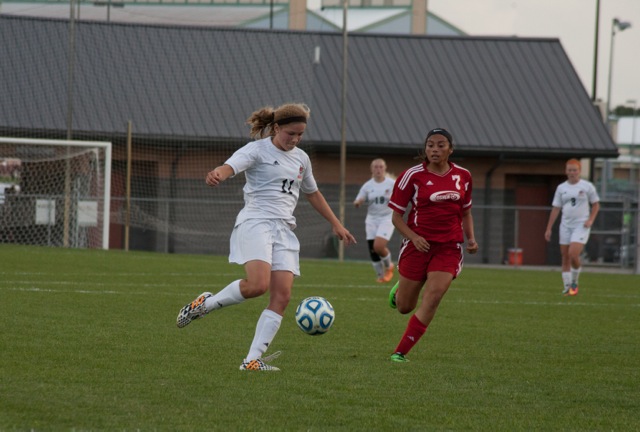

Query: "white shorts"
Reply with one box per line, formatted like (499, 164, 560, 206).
(365, 218, 395, 241)
(229, 219, 301, 276)
(559, 223, 591, 245)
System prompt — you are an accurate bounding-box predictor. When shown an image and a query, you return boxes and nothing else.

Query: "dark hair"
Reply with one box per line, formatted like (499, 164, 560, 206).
(416, 128, 454, 161)
(246, 103, 311, 139)
(425, 128, 453, 146)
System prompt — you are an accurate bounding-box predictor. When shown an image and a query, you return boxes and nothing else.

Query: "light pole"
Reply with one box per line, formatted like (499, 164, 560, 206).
(338, 0, 348, 262)
(627, 99, 638, 188)
(602, 17, 632, 198)
(591, 0, 600, 101)
(605, 18, 632, 124)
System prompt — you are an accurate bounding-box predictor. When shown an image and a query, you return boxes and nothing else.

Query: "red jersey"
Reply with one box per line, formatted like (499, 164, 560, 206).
(388, 161, 472, 243)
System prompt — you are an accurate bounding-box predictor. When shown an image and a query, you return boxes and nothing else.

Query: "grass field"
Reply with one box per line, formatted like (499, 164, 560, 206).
(1, 244, 639, 431)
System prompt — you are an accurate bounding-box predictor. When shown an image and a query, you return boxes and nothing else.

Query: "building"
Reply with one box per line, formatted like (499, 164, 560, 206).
(0, 15, 619, 265)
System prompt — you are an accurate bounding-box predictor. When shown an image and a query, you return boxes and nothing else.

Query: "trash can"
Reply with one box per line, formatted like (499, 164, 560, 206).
(508, 248, 523, 266)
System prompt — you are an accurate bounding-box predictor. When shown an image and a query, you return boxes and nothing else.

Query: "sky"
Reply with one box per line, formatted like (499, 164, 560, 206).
(428, 0, 640, 111)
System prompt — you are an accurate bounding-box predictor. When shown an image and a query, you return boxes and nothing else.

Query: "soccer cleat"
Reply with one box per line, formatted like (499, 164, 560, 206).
(562, 286, 570, 296)
(569, 283, 579, 296)
(382, 263, 395, 283)
(376, 277, 386, 283)
(388, 281, 398, 309)
(239, 358, 280, 371)
(390, 352, 409, 362)
(176, 292, 212, 328)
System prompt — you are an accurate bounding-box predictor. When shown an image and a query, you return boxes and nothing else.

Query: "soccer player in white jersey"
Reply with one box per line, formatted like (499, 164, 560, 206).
(354, 158, 396, 283)
(176, 103, 356, 371)
(544, 159, 600, 296)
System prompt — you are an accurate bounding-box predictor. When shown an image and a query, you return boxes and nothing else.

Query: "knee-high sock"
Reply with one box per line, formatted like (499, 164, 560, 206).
(571, 267, 581, 285)
(394, 314, 427, 355)
(246, 309, 283, 361)
(204, 279, 245, 312)
(372, 261, 384, 278)
(381, 253, 392, 270)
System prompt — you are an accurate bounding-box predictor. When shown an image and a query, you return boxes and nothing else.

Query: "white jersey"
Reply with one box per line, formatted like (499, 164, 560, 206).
(551, 179, 599, 228)
(225, 137, 318, 229)
(355, 177, 395, 223)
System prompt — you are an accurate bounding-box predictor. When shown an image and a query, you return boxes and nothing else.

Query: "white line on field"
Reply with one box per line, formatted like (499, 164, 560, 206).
(2, 286, 638, 307)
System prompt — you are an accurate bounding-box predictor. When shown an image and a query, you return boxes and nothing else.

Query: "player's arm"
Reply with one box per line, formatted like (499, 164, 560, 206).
(585, 201, 600, 228)
(353, 185, 366, 208)
(544, 206, 561, 241)
(462, 208, 478, 254)
(391, 210, 429, 253)
(305, 190, 356, 245)
(205, 164, 234, 187)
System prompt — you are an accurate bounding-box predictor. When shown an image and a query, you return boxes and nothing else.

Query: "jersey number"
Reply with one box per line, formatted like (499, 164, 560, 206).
(452, 175, 461, 190)
(281, 179, 294, 194)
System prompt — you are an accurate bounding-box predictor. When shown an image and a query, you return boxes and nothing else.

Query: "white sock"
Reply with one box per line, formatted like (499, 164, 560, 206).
(372, 261, 384, 278)
(562, 272, 572, 290)
(204, 279, 245, 311)
(381, 253, 392, 270)
(571, 267, 581, 285)
(246, 309, 282, 361)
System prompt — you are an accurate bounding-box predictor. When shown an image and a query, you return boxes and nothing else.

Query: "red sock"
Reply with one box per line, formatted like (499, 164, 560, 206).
(394, 314, 427, 355)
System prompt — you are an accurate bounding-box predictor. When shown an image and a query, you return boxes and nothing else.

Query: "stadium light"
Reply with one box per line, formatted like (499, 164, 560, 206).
(605, 18, 632, 122)
(602, 17, 632, 198)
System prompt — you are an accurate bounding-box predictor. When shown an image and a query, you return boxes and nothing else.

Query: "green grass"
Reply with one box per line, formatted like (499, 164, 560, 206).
(1, 244, 639, 431)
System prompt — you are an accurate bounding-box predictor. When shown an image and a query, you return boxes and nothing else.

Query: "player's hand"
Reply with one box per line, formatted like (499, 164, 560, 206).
(544, 229, 551, 242)
(334, 226, 357, 246)
(466, 239, 478, 254)
(205, 169, 223, 187)
(412, 236, 430, 253)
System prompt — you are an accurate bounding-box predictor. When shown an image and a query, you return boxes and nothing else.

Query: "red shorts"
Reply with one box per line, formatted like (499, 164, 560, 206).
(397, 239, 464, 281)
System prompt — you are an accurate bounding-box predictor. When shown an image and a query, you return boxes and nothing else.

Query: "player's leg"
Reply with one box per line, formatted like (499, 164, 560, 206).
(389, 240, 429, 362)
(242, 222, 298, 371)
(374, 219, 395, 282)
(176, 220, 272, 328)
(368, 239, 385, 281)
(567, 243, 584, 295)
(242, 271, 293, 368)
(365, 220, 385, 281)
(208, 220, 274, 306)
(567, 226, 590, 296)
(558, 224, 572, 295)
(390, 276, 424, 363)
(394, 275, 425, 314)
(393, 272, 453, 360)
(414, 271, 454, 328)
(391, 243, 459, 362)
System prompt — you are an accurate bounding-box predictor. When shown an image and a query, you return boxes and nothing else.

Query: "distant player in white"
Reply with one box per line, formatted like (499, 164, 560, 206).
(354, 158, 396, 283)
(176, 103, 356, 371)
(545, 159, 600, 296)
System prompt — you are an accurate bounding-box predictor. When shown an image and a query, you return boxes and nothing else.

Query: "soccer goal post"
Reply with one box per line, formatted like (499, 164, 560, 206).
(0, 137, 112, 250)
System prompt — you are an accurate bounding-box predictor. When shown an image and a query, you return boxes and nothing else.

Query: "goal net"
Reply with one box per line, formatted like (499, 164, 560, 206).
(0, 137, 112, 250)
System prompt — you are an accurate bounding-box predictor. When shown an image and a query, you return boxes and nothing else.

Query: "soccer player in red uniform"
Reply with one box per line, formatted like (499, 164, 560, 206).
(387, 128, 478, 362)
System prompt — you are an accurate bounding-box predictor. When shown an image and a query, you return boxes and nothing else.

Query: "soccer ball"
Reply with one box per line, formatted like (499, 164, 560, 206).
(295, 296, 335, 335)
